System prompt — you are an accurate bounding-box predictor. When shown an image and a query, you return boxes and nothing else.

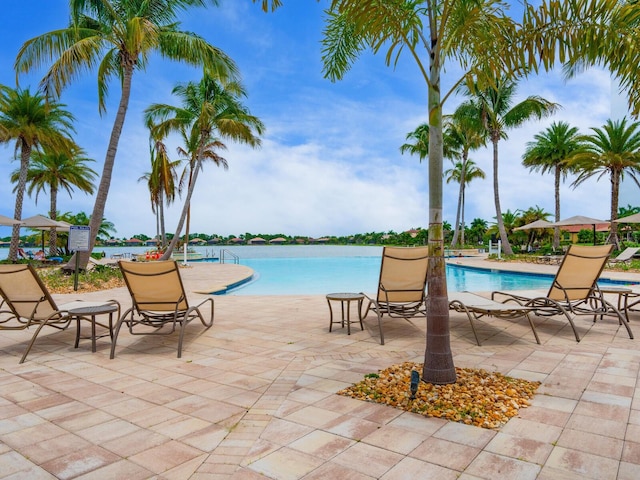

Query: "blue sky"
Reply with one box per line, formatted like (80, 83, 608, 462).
(0, 1, 633, 239)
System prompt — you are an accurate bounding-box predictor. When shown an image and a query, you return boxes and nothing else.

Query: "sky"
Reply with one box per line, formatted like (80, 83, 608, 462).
(0, 1, 636, 240)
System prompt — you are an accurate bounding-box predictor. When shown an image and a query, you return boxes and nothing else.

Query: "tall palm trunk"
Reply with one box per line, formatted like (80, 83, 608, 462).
(78, 65, 134, 266)
(422, 45, 456, 385)
(49, 187, 58, 256)
(553, 164, 561, 250)
(608, 171, 621, 249)
(492, 137, 513, 255)
(451, 164, 464, 248)
(461, 180, 466, 246)
(155, 198, 161, 248)
(9, 141, 31, 261)
(159, 190, 167, 248)
(161, 163, 201, 260)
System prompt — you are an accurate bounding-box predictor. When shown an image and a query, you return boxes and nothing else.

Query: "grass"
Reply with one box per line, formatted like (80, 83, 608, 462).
(38, 265, 124, 294)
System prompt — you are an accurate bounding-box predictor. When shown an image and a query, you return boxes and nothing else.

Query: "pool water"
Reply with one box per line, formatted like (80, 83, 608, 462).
(229, 257, 564, 295)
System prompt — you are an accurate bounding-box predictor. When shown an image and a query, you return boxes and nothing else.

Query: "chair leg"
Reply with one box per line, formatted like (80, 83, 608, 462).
(109, 308, 132, 359)
(19, 321, 49, 364)
(524, 313, 541, 344)
(465, 311, 482, 346)
(377, 309, 384, 345)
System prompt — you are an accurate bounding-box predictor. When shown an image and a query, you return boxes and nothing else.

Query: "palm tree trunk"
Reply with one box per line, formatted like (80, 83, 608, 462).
(451, 174, 464, 247)
(608, 170, 621, 249)
(159, 191, 166, 249)
(161, 162, 201, 260)
(492, 138, 513, 255)
(49, 187, 58, 256)
(422, 48, 456, 385)
(553, 164, 561, 250)
(9, 141, 31, 261)
(460, 180, 466, 247)
(76, 65, 134, 267)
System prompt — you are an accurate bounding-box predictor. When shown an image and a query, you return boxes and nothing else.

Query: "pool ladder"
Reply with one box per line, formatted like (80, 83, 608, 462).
(220, 249, 240, 264)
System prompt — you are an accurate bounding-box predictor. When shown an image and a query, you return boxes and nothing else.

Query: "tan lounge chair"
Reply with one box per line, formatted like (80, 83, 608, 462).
(361, 246, 429, 344)
(492, 245, 633, 342)
(0, 264, 119, 363)
(607, 247, 639, 266)
(111, 260, 214, 359)
(449, 291, 540, 345)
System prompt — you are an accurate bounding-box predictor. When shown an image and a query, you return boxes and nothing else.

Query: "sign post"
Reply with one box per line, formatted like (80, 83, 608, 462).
(68, 225, 91, 291)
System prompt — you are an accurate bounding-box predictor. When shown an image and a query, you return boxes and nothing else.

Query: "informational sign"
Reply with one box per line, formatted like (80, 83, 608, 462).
(68, 225, 91, 252)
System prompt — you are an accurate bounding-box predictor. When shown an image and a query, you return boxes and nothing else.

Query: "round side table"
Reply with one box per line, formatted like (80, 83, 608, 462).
(326, 292, 365, 335)
(69, 302, 119, 352)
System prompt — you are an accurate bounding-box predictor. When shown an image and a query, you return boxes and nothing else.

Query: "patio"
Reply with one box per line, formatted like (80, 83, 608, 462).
(1, 258, 640, 479)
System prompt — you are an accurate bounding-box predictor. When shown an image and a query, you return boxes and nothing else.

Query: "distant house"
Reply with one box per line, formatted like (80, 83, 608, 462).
(208, 238, 222, 245)
(249, 237, 266, 245)
(405, 229, 420, 238)
(560, 224, 609, 243)
(269, 237, 287, 245)
(310, 237, 329, 244)
(144, 239, 158, 246)
(189, 237, 206, 245)
(105, 238, 121, 246)
(125, 238, 143, 246)
(229, 237, 245, 244)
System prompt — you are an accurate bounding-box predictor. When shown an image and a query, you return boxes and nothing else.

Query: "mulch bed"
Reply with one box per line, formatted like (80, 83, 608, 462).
(338, 361, 540, 429)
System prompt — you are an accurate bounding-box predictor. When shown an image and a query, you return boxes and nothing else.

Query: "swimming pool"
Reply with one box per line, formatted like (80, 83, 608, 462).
(228, 256, 630, 295)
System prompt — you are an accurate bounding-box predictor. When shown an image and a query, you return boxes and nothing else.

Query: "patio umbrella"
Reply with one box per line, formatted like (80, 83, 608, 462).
(514, 219, 553, 231)
(613, 212, 640, 223)
(548, 215, 606, 245)
(21, 215, 70, 252)
(0, 214, 23, 226)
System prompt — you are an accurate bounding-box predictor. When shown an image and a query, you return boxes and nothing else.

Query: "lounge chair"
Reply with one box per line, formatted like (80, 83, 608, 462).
(607, 247, 639, 266)
(361, 246, 429, 345)
(492, 245, 633, 342)
(0, 264, 119, 363)
(449, 291, 540, 345)
(111, 260, 214, 359)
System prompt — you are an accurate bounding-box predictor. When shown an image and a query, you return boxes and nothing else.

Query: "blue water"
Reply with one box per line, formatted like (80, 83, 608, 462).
(1, 244, 632, 295)
(230, 257, 566, 295)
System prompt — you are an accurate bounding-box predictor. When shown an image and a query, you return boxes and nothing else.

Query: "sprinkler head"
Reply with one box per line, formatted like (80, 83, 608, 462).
(410, 370, 420, 400)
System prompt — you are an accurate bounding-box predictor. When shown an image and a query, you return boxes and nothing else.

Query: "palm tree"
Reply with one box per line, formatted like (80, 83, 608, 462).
(261, 0, 632, 384)
(458, 78, 558, 256)
(174, 124, 228, 258)
(445, 158, 485, 247)
(10, 145, 97, 256)
(492, 209, 520, 248)
(144, 74, 264, 260)
(469, 217, 488, 245)
(140, 133, 181, 249)
(402, 118, 484, 248)
(515, 205, 553, 251)
(569, 118, 640, 249)
(320, 0, 580, 385)
(15, 0, 238, 267)
(0, 85, 75, 261)
(522, 122, 586, 250)
(443, 112, 486, 247)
